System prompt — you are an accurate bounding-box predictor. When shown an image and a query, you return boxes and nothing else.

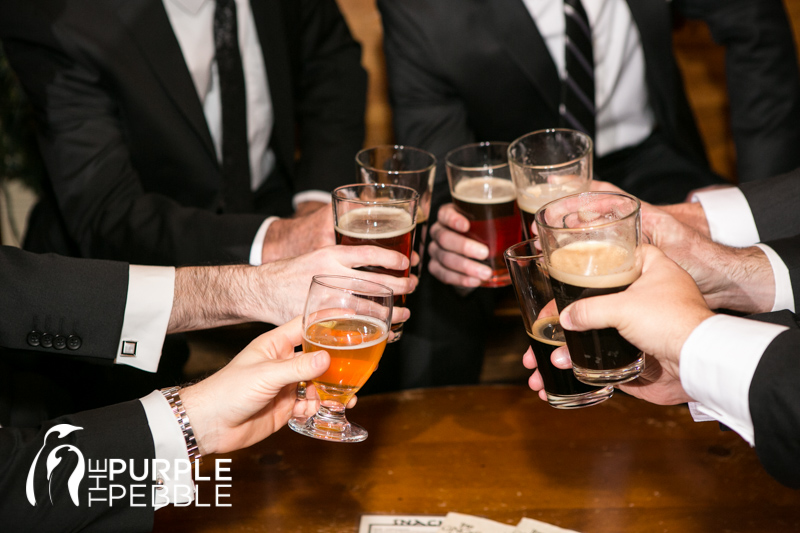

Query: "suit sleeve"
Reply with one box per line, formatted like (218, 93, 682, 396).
(377, 0, 476, 216)
(0, 246, 128, 361)
(676, 0, 800, 182)
(738, 168, 800, 242)
(0, 1, 265, 266)
(290, 0, 367, 196)
(749, 327, 800, 489)
(0, 400, 156, 531)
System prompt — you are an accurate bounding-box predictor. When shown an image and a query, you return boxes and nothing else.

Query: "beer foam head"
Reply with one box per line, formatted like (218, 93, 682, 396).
(336, 206, 415, 238)
(517, 181, 590, 214)
(452, 177, 516, 204)
(547, 241, 640, 288)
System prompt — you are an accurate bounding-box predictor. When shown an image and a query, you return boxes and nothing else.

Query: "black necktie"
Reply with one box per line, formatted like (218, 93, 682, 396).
(560, 0, 596, 140)
(214, 0, 253, 213)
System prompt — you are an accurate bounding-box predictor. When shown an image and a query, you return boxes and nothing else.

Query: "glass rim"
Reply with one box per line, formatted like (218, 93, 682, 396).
(507, 128, 593, 171)
(504, 238, 544, 262)
(310, 274, 394, 298)
(534, 192, 641, 233)
(332, 183, 420, 206)
(445, 141, 511, 172)
(355, 145, 437, 174)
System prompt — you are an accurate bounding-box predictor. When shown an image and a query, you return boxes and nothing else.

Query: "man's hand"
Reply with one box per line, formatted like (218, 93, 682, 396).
(643, 205, 775, 313)
(262, 204, 336, 263)
(552, 245, 713, 405)
(428, 203, 493, 287)
(180, 317, 328, 455)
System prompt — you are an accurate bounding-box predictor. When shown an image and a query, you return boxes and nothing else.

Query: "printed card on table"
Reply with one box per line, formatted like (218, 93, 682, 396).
(437, 512, 516, 532)
(359, 514, 445, 533)
(514, 517, 581, 533)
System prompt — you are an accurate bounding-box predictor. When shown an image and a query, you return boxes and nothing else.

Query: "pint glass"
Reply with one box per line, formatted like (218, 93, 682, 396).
(446, 142, 522, 287)
(357, 145, 436, 278)
(536, 192, 644, 386)
(505, 240, 613, 408)
(332, 183, 418, 342)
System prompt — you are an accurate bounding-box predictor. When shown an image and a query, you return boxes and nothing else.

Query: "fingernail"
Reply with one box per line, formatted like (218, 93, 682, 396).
(552, 350, 570, 367)
(470, 243, 489, 260)
(312, 352, 325, 368)
(560, 310, 573, 330)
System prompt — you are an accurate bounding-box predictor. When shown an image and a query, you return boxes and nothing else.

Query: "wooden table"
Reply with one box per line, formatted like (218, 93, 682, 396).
(154, 385, 800, 532)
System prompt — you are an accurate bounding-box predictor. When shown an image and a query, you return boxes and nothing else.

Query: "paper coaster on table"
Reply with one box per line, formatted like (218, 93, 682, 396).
(438, 512, 516, 532)
(514, 517, 581, 533)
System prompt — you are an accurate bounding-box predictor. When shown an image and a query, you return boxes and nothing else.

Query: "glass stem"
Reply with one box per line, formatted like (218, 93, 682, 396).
(314, 402, 348, 431)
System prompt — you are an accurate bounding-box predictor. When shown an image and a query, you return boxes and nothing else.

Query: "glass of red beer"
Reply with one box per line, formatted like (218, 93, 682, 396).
(332, 183, 418, 342)
(289, 275, 393, 442)
(356, 145, 436, 279)
(508, 129, 593, 240)
(445, 142, 522, 288)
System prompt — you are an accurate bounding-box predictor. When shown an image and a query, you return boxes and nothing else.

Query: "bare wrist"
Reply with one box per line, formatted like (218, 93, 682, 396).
(710, 246, 775, 314)
(661, 202, 710, 237)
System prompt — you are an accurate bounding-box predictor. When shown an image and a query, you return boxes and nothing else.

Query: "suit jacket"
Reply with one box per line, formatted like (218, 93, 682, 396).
(378, 0, 800, 212)
(0, 400, 156, 531)
(0, 245, 137, 426)
(0, 0, 367, 267)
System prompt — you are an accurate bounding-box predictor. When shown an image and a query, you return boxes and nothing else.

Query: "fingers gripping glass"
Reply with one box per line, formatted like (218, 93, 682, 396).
(289, 275, 393, 443)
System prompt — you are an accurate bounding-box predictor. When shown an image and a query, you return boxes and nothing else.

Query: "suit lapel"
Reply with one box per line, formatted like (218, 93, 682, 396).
(626, 0, 674, 104)
(487, 0, 561, 115)
(250, 0, 294, 178)
(114, 0, 217, 162)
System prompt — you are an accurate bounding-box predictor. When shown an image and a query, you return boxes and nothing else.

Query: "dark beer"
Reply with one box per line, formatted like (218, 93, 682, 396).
(517, 181, 589, 240)
(335, 205, 415, 306)
(528, 316, 602, 396)
(412, 209, 429, 278)
(451, 177, 522, 286)
(548, 241, 642, 379)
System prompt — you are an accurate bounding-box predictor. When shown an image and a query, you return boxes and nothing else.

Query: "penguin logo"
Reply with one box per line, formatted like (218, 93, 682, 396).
(26, 424, 86, 506)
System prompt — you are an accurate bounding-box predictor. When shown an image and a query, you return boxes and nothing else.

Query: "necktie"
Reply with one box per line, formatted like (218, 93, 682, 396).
(560, 0, 596, 140)
(214, 0, 253, 213)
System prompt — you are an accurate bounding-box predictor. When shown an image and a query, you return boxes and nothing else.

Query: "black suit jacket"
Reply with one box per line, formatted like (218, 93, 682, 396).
(0, 0, 366, 266)
(0, 400, 156, 531)
(378, 0, 800, 212)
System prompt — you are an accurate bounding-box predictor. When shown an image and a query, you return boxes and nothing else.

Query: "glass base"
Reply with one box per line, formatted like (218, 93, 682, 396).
(289, 414, 368, 443)
(480, 272, 512, 288)
(573, 352, 645, 386)
(546, 385, 614, 409)
(388, 323, 403, 343)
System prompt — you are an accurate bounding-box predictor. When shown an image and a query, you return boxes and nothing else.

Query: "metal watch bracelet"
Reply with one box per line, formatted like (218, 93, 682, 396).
(160, 386, 203, 466)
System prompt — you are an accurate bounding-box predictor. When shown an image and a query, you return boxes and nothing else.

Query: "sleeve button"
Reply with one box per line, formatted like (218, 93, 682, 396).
(67, 335, 82, 350)
(40, 333, 54, 348)
(53, 335, 67, 350)
(27, 331, 41, 347)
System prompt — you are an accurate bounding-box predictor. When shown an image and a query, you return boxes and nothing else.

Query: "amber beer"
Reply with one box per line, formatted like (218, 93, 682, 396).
(528, 316, 600, 397)
(303, 316, 389, 405)
(547, 241, 642, 381)
(335, 206, 415, 304)
(517, 180, 590, 240)
(451, 177, 522, 286)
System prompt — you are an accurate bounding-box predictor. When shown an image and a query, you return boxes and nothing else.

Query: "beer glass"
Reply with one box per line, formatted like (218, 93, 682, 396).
(289, 275, 393, 442)
(508, 129, 593, 240)
(446, 142, 522, 287)
(332, 183, 418, 342)
(505, 240, 613, 408)
(356, 145, 436, 278)
(536, 192, 644, 386)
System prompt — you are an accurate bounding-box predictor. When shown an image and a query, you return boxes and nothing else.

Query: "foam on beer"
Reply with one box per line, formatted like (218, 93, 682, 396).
(336, 206, 416, 239)
(547, 241, 640, 289)
(304, 316, 389, 350)
(451, 177, 516, 204)
(517, 181, 589, 214)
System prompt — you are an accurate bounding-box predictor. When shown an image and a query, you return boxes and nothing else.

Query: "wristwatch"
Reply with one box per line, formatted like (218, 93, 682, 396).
(160, 386, 203, 466)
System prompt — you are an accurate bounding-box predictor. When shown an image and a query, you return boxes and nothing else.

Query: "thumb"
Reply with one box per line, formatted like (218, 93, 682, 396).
(560, 297, 619, 333)
(266, 350, 331, 388)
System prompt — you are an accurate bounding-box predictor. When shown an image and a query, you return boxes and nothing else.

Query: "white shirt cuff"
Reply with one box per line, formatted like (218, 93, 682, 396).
(680, 315, 788, 445)
(755, 243, 795, 313)
(292, 190, 332, 210)
(115, 266, 175, 372)
(139, 391, 195, 509)
(692, 187, 760, 247)
(249, 217, 279, 266)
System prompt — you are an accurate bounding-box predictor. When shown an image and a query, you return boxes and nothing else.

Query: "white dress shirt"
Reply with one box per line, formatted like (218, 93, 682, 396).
(163, 0, 331, 266)
(521, 0, 655, 157)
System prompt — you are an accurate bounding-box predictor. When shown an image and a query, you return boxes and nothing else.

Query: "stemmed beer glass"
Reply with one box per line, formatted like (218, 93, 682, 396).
(289, 275, 393, 443)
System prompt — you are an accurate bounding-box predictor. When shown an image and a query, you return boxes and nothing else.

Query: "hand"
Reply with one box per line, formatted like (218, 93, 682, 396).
(553, 245, 715, 405)
(180, 317, 328, 455)
(262, 204, 336, 262)
(643, 205, 775, 313)
(253, 245, 417, 325)
(428, 203, 493, 287)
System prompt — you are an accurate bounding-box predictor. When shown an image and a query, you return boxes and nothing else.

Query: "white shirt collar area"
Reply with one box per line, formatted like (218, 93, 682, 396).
(680, 314, 788, 446)
(691, 187, 760, 247)
(168, 0, 209, 16)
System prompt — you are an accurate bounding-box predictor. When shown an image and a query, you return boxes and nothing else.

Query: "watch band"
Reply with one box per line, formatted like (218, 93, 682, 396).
(160, 386, 203, 466)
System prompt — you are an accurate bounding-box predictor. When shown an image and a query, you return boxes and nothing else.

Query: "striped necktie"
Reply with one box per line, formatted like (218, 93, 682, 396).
(560, 0, 596, 140)
(214, 0, 254, 213)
